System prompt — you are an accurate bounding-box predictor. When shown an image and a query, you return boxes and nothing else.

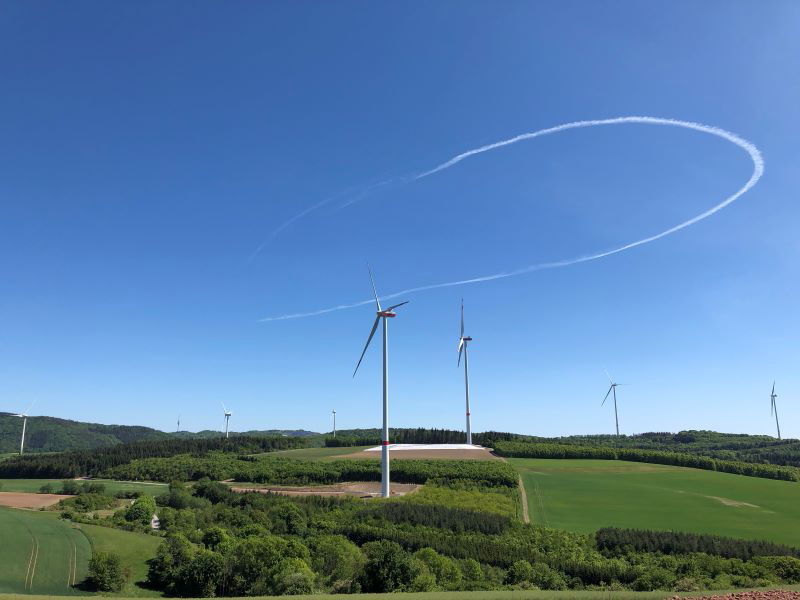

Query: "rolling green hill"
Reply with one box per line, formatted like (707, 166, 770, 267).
(510, 458, 800, 546)
(0, 412, 318, 454)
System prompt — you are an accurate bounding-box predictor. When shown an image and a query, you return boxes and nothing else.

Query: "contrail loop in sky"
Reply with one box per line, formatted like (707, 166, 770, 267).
(260, 116, 764, 322)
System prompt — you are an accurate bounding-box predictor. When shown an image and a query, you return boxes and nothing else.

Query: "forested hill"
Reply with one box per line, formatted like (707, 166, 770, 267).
(0, 412, 169, 453)
(0, 412, 317, 454)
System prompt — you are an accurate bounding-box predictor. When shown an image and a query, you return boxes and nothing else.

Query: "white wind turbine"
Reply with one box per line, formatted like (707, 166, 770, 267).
(332, 409, 337, 438)
(770, 382, 781, 440)
(457, 300, 474, 445)
(602, 371, 624, 436)
(353, 266, 409, 498)
(221, 403, 232, 438)
(14, 400, 37, 455)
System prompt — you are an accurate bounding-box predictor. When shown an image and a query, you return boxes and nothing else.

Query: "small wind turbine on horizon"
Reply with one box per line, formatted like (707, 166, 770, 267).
(14, 400, 37, 455)
(332, 409, 337, 438)
(457, 300, 474, 445)
(177, 415, 181, 433)
(221, 403, 232, 438)
(770, 382, 781, 440)
(602, 371, 624, 436)
(353, 266, 409, 499)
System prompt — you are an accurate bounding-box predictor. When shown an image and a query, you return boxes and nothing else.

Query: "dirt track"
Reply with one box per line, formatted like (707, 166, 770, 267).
(231, 482, 420, 498)
(0, 492, 70, 509)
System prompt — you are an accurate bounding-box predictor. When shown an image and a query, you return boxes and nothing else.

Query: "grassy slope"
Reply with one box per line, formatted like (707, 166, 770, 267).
(78, 522, 162, 597)
(510, 458, 800, 545)
(0, 507, 91, 595)
(269, 446, 372, 460)
(0, 478, 168, 496)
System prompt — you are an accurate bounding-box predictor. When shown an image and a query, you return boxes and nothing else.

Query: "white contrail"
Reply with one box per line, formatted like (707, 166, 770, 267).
(260, 117, 764, 321)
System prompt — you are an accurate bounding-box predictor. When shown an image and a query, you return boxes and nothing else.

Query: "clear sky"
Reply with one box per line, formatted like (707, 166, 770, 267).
(1, 1, 799, 438)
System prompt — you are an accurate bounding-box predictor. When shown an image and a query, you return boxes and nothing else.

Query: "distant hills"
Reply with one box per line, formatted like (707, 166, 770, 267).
(0, 412, 318, 454)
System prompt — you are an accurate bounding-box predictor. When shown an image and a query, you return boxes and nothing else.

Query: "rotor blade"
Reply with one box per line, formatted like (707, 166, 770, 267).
(221, 401, 228, 413)
(367, 264, 381, 311)
(23, 399, 38, 416)
(602, 386, 613, 405)
(386, 300, 409, 311)
(771, 397, 774, 416)
(460, 299, 464, 338)
(353, 316, 381, 377)
(458, 339, 464, 366)
(604, 369, 613, 384)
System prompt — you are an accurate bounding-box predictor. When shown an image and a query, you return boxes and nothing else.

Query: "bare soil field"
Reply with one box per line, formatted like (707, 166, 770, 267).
(230, 481, 420, 498)
(355, 445, 500, 461)
(0, 492, 70, 509)
(669, 591, 800, 600)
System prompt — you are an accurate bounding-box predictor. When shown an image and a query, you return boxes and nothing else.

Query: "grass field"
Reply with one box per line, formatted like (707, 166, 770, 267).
(269, 446, 372, 460)
(0, 507, 90, 595)
(3, 584, 799, 600)
(78, 522, 162, 597)
(0, 478, 168, 496)
(510, 458, 800, 546)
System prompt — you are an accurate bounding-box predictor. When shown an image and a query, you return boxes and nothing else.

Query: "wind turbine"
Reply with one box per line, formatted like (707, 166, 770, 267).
(332, 409, 337, 438)
(177, 415, 181, 433)
(353, 266, 408, 498)
(457, 299, 474, 445)
(14, 400, 36, 455)
(221, 403, 232, 438)
(602, 371, 623, 436)
(770, 382, 781, 440)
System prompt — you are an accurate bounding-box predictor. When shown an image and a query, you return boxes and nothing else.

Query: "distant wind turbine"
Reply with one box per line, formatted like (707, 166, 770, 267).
(221, 403, 232, 438)
(14, 400, 36, 455)
(770, 382, 781, 440)
(353, 266, 409, 498)
(332, 409, 337, 438)
(177, 415, 181, 433)
(602, 371, 624, 436)
(457, 300, 474, 445)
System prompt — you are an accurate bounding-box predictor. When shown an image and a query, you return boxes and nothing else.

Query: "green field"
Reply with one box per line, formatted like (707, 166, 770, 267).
(0, 478, 168, 496)
(78, 522, 162, 597)
(270, 445, 372, 460)
(510, 458, 800, 545)
(0, 507, 90, 594)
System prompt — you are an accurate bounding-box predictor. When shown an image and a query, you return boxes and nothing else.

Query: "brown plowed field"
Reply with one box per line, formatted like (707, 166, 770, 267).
(230, 482, 420, 498)
(0, 492, 70, 509)
(670, 591, 800, 600)
(351, 447, 500, 460)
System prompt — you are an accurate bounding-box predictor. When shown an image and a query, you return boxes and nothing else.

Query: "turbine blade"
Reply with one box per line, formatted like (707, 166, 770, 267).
(367, 264, 381, 311)
(604, 369, 613, 384)
(221, 401, 228, 413)
(772, 381, 775, 396)
(458, 339, 464, 366)
(386, 300, 409, 311)
(460, 299, 464, 338)
(353, 316, 381, 377)
(602, 386, 613, 405)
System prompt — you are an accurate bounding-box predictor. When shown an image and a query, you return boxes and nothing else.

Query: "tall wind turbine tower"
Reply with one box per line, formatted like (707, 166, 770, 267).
(221, 403, 232, 438)
(177, 415, 181, 433)
(14, 401, 36, 455)
(457, 300, 474, 445)
(353, 266, 408, 498)
(770, 382, 781, 440)
(332, 409, 337, 438)
(14, 413, 29, 455)
(602, 371, 623, 436)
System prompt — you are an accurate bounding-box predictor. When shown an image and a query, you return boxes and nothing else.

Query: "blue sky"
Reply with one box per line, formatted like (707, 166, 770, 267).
(1, 1, 799, 438)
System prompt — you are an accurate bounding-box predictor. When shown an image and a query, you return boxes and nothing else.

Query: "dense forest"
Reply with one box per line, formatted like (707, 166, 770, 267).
(54, 463, 800, 596)
(0, 435, 308, 478)
(0, 412, 318, 454)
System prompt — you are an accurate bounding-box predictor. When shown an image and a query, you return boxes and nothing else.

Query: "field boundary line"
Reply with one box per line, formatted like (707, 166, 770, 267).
(517, 475, 530, 524)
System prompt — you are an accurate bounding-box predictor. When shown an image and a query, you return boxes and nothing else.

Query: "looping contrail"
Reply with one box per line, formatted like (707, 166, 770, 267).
(260, 116, 764, 322)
